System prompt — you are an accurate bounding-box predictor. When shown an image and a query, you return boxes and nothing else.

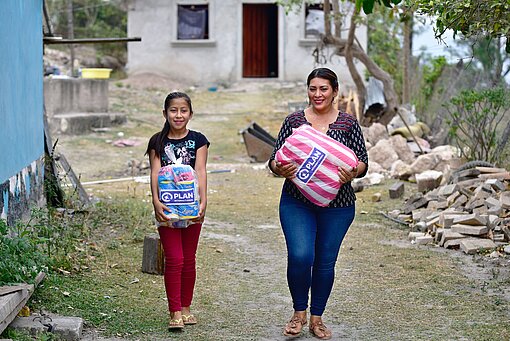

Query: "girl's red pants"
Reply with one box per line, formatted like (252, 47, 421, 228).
(158, 222, 202, 312)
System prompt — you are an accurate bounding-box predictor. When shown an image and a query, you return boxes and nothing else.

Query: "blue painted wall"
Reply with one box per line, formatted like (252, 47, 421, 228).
(0, 0, 44, 182)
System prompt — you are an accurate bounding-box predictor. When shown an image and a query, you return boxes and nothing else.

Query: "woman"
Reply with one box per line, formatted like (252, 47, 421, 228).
(268, 68, 368, 340)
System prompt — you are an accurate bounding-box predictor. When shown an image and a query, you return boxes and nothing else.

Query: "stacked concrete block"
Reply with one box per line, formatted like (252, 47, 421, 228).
(403, 166, 510, 255)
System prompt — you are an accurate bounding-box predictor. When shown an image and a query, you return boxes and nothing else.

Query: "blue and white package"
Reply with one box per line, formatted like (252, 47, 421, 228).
(156, 146, 200, 228)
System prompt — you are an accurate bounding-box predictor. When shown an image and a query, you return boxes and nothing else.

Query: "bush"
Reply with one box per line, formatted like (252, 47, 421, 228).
(0, 208, 88, 285)
(0, 219, 48, 285)
(444, 87, 510, 165)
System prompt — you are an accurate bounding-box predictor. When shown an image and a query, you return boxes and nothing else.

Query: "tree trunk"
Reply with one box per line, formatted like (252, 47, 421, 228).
(402, 12, 413, 104)
(341, 7, 367, 122)
(67, 0, 75, 77)
(323, 34, 399, 125)
(497, 120, 510, 156)
(323, 0, 332, 36)
(331, 0, 341, 37)
(319, 1, 400, 126)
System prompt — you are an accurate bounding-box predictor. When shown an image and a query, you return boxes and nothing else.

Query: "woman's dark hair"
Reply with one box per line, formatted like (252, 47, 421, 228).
(145, 91, 193, 157)
(306, 67, 339, 92)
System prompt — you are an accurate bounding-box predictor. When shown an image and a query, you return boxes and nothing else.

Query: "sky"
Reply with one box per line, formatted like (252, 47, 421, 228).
(412, 20, 509, 84)
(412, 21, 466, 61)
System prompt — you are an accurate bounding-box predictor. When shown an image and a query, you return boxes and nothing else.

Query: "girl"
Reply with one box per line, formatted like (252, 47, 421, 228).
(146, 91, 209, 330)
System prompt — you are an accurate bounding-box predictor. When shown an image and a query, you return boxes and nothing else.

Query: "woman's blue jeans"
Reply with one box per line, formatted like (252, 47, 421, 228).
(279, 191, 355, 316)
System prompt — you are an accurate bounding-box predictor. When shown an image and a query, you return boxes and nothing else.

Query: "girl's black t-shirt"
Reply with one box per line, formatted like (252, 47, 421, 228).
(150, 130, 209, 169)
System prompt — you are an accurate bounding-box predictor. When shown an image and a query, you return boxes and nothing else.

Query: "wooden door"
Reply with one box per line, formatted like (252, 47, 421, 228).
(242, 4, 278, 78)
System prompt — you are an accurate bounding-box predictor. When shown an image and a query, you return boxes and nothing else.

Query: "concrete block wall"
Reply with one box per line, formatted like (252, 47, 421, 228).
(44, 78, 109, 118)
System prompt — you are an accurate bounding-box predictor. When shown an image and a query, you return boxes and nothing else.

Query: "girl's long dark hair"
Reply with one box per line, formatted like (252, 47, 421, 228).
(145, 92, 193, 157)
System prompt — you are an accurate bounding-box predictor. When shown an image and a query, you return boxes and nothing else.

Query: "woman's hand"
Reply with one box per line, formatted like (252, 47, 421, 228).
(153, 200, 171, 222)
(338, 165, 358, 184)
(273, 161, 297, 179)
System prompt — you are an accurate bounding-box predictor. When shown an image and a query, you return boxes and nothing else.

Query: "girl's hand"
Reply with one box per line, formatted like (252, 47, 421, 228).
(192, 201, 207, 223)
(153, 200, 171, 222)
(273, 161, 297, 179)
(338, 165, 358, 184)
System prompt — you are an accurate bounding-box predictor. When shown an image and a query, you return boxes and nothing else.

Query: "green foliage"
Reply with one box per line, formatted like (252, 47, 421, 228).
(0, 219, 48, 285)
(410, 0, 510, 52)
(367, 7, 403, 96)
(0, 328, 50, 341)
(444, 87, 510, 164)
(421, 56, 447, 98)
(277, 0, 403, 15)
(413, 55, 448, 122)
(455, 36, 510, 86)
(29, 208, 89, 270)
(356, 0, 402, 14)
(0, 208, 91, 285)
(47, 0, 127, 64)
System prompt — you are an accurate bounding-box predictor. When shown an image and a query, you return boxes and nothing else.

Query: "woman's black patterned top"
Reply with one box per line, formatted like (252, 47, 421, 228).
(269, 110, 368, 207)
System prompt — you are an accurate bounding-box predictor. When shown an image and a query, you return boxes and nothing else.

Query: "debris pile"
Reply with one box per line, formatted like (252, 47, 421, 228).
(359, 121, 460, 188)
(389, 166, 510, 255)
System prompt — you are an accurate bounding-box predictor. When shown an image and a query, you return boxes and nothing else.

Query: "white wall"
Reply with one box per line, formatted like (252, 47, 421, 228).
(127, 0, 367, 89)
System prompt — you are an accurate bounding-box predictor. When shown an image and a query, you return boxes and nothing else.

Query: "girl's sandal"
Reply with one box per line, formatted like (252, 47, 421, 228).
(182, 314, 197, 325)
(309, 320, 332, 340)
(283, 315, 307, 338)
(168, 318, 184, 330)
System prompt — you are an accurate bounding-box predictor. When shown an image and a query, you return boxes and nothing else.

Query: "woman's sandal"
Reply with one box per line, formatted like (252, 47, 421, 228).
(168, 318, 184, 330)
(182, 314, 197, 325)
(309, 320, 332, 340)
(283, 315, 307, 338)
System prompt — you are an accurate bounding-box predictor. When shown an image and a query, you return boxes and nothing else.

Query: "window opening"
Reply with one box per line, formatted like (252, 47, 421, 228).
(177, 4, 209, 40)
(305, 2, 335, 39)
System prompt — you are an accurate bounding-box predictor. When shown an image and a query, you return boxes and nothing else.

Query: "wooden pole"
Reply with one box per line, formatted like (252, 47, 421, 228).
(397, 110, 424, 154)
(402, 11, 413, 104)
(43, 0, 53, 36)
(44, 37, 142, 44)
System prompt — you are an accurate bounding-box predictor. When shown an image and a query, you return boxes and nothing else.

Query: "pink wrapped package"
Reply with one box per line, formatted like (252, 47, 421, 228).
(275, 124, 359, 207)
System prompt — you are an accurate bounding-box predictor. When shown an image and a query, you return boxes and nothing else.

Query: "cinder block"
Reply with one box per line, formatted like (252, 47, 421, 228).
(452, 213, 486, 226)
(500, 191, 510, 209)
(440, 230, 467, 247)
(485, 178, 507, 192)
(389, 181, 405, 199)
(415, 235, 434, 245)
(444, 239, 464, 249)
(460, 238, 496, 254)
(438, 184, 458, 197)
(451, 224, 488, 236)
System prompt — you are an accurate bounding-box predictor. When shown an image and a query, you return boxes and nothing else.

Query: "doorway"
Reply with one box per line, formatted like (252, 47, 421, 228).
(242, 4, 278, 78)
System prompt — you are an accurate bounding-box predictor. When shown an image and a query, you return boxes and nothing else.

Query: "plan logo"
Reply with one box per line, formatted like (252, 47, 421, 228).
(296, 147, 326, 184)
(160, 189, 195, 205)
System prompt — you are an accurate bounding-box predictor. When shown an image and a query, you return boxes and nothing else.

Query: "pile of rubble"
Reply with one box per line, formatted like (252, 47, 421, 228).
(359, 121, 461, 188)
(388, 166, 510, 255)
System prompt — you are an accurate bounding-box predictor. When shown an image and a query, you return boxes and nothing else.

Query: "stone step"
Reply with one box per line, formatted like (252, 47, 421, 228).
(50, 112, 126, 135)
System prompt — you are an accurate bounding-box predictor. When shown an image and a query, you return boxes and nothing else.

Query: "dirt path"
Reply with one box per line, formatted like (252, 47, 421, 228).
(70, 165, 509, 341)
(45, 78, 509, 341)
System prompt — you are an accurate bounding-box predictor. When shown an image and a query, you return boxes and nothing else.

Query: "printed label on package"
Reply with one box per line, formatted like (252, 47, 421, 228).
(160, 188, 195, 205)
(296, 147, 327, 184)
